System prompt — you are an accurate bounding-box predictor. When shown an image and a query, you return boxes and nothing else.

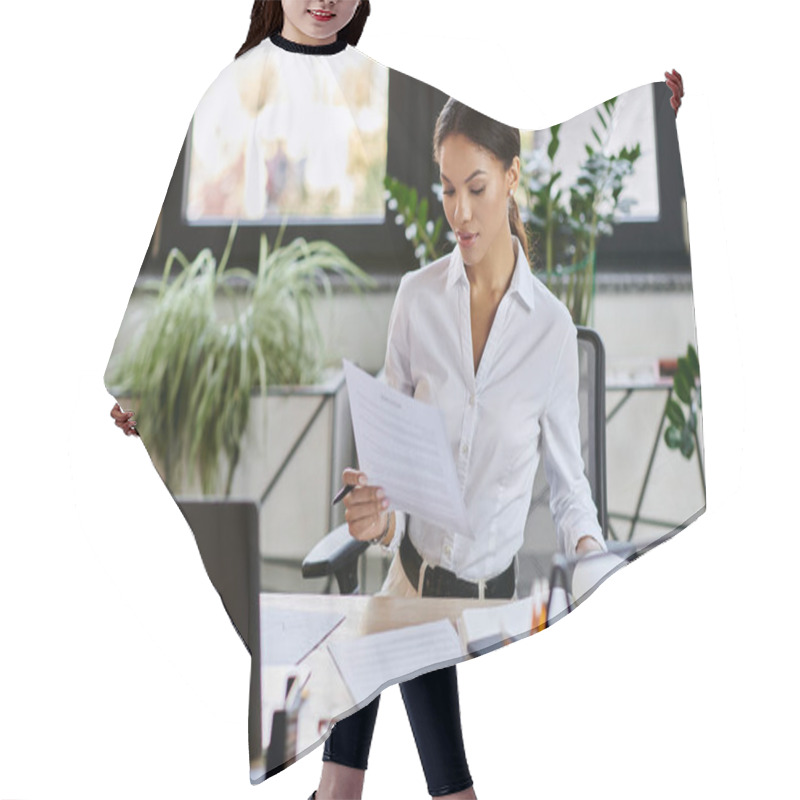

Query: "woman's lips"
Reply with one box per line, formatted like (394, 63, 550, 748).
(308, 9, 335, 21)
(457, 232, 478, 247)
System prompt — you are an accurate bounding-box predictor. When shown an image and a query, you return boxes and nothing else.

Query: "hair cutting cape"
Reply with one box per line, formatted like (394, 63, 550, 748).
(104, 33, 703, 784)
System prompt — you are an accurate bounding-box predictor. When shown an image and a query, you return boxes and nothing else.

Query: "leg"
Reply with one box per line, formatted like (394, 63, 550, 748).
(314, 762, 365, 800)
(316, 695, 381, 800)
(400, 665, 476, 798)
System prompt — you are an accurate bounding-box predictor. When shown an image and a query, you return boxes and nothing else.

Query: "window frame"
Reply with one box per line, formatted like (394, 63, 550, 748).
(592, 82, 689, 271)
(141, 77, 688, 277)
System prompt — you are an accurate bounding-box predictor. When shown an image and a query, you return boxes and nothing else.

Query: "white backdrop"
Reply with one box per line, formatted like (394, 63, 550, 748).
(1, 1, 796, 798)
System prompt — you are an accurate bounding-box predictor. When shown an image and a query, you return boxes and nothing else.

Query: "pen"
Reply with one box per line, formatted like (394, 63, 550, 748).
(331, 483, 356, 506)
(285, 670, 312, 712)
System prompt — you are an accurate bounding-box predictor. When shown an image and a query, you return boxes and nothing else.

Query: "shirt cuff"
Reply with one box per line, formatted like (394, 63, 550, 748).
(575, 531, 607, 556)
(565, 516, 606, 557)
(379, 510, 405, 554)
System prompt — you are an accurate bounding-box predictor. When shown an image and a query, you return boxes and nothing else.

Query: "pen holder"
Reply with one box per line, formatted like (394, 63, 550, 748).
(265, 706, 299, 774)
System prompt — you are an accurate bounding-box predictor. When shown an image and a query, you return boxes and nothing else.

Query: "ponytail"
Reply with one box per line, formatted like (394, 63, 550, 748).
(508, 195, 529, 264)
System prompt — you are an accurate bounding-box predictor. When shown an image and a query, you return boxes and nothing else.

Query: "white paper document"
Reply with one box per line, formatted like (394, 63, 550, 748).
(260, 602, 345, 665)
(343, 359, 472, 538)
(327, 618, 463, 705)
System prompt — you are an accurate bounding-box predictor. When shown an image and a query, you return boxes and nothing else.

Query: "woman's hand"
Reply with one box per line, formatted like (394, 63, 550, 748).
(665, 68, 684, 115)
(340, 468, 390, 543)
(110, 402, 139, 437)
(575, 535, 604, 557)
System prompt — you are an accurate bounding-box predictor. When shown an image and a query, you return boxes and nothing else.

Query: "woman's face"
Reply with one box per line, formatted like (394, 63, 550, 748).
(438, 133, 519, 270)
(281, 0, 361, 45)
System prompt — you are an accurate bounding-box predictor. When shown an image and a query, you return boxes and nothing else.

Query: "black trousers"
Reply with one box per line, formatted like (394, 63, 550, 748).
(322, 547, 516, 797)
(323, 664, 472, 797)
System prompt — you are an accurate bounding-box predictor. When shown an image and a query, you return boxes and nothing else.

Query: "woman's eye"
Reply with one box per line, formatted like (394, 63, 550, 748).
(442, 188, 485, 197)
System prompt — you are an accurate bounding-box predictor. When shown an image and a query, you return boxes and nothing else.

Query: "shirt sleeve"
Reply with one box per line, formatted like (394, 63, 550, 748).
(377, 275, 413, 554)
(540, 322, 606, 556)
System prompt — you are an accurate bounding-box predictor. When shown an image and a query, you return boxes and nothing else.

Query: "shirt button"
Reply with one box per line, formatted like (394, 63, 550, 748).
(469, 394, 475, 406)
(461, 443, 469, 456)
(444, 543, 452, 557)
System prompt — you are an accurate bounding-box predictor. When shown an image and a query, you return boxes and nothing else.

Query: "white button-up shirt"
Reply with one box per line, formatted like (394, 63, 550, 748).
(381, 235, 604, 582)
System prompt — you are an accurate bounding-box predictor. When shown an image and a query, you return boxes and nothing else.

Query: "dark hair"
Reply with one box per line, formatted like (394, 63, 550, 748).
(432, 97, 529, 263)
(236, 0, 371, 59)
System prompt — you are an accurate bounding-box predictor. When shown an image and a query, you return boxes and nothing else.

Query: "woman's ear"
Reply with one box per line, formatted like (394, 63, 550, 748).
(508, 155, 521, 195)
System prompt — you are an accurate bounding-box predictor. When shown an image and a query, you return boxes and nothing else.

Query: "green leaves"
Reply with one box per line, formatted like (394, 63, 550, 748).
(547, 123, 561, 161)
(673, 351, 699, 404)
(665, 425, 682, 449)
(664, 342, 702, 461)
(687, 343, 700, 377)
(521, 94, 642, 325)
(384, 175, 447, 267)
(680, 428, 695, 459)
(674, 368, 692, 404)
(666, 399, 686, 427)
(106, 223, 374, 495)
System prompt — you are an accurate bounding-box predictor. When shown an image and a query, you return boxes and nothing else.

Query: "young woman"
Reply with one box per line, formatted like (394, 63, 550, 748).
(314, 91, 610, 799)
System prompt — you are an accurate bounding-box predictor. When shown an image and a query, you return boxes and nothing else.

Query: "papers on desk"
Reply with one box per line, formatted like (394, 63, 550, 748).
(570, 552, 626, 600)
(457, 580, 550, 657)
(327, 618, 463, 705)
(343, 359, 472, 539)
(260, 603, 345, 665)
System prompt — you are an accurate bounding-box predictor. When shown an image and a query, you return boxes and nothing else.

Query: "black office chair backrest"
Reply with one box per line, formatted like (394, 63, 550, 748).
(524, 326, 607, 561)
(576, 326, 607, 536)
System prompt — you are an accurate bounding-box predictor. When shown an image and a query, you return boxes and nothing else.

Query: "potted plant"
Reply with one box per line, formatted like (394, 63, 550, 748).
(523, 96, 642, 325)
(105, 222, 375, 497)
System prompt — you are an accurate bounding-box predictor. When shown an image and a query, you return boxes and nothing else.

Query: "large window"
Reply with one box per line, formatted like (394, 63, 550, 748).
(518, 82, 688, 271)
(145, 66, 442, 275)
(523, 83, 660, 221)
(144, 75, 687, 277)
(185, 54, 389, 224)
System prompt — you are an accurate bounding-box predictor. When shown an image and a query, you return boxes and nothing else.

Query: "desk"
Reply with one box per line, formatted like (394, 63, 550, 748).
(606, 372, 705, 541)
(252, 591, 510, 780)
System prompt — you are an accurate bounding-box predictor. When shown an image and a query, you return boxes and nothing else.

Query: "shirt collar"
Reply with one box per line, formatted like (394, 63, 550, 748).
(446, 234, 535, 311)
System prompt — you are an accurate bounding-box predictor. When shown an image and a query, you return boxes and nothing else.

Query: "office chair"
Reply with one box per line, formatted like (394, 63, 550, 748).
(301, 326, 608, 596)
